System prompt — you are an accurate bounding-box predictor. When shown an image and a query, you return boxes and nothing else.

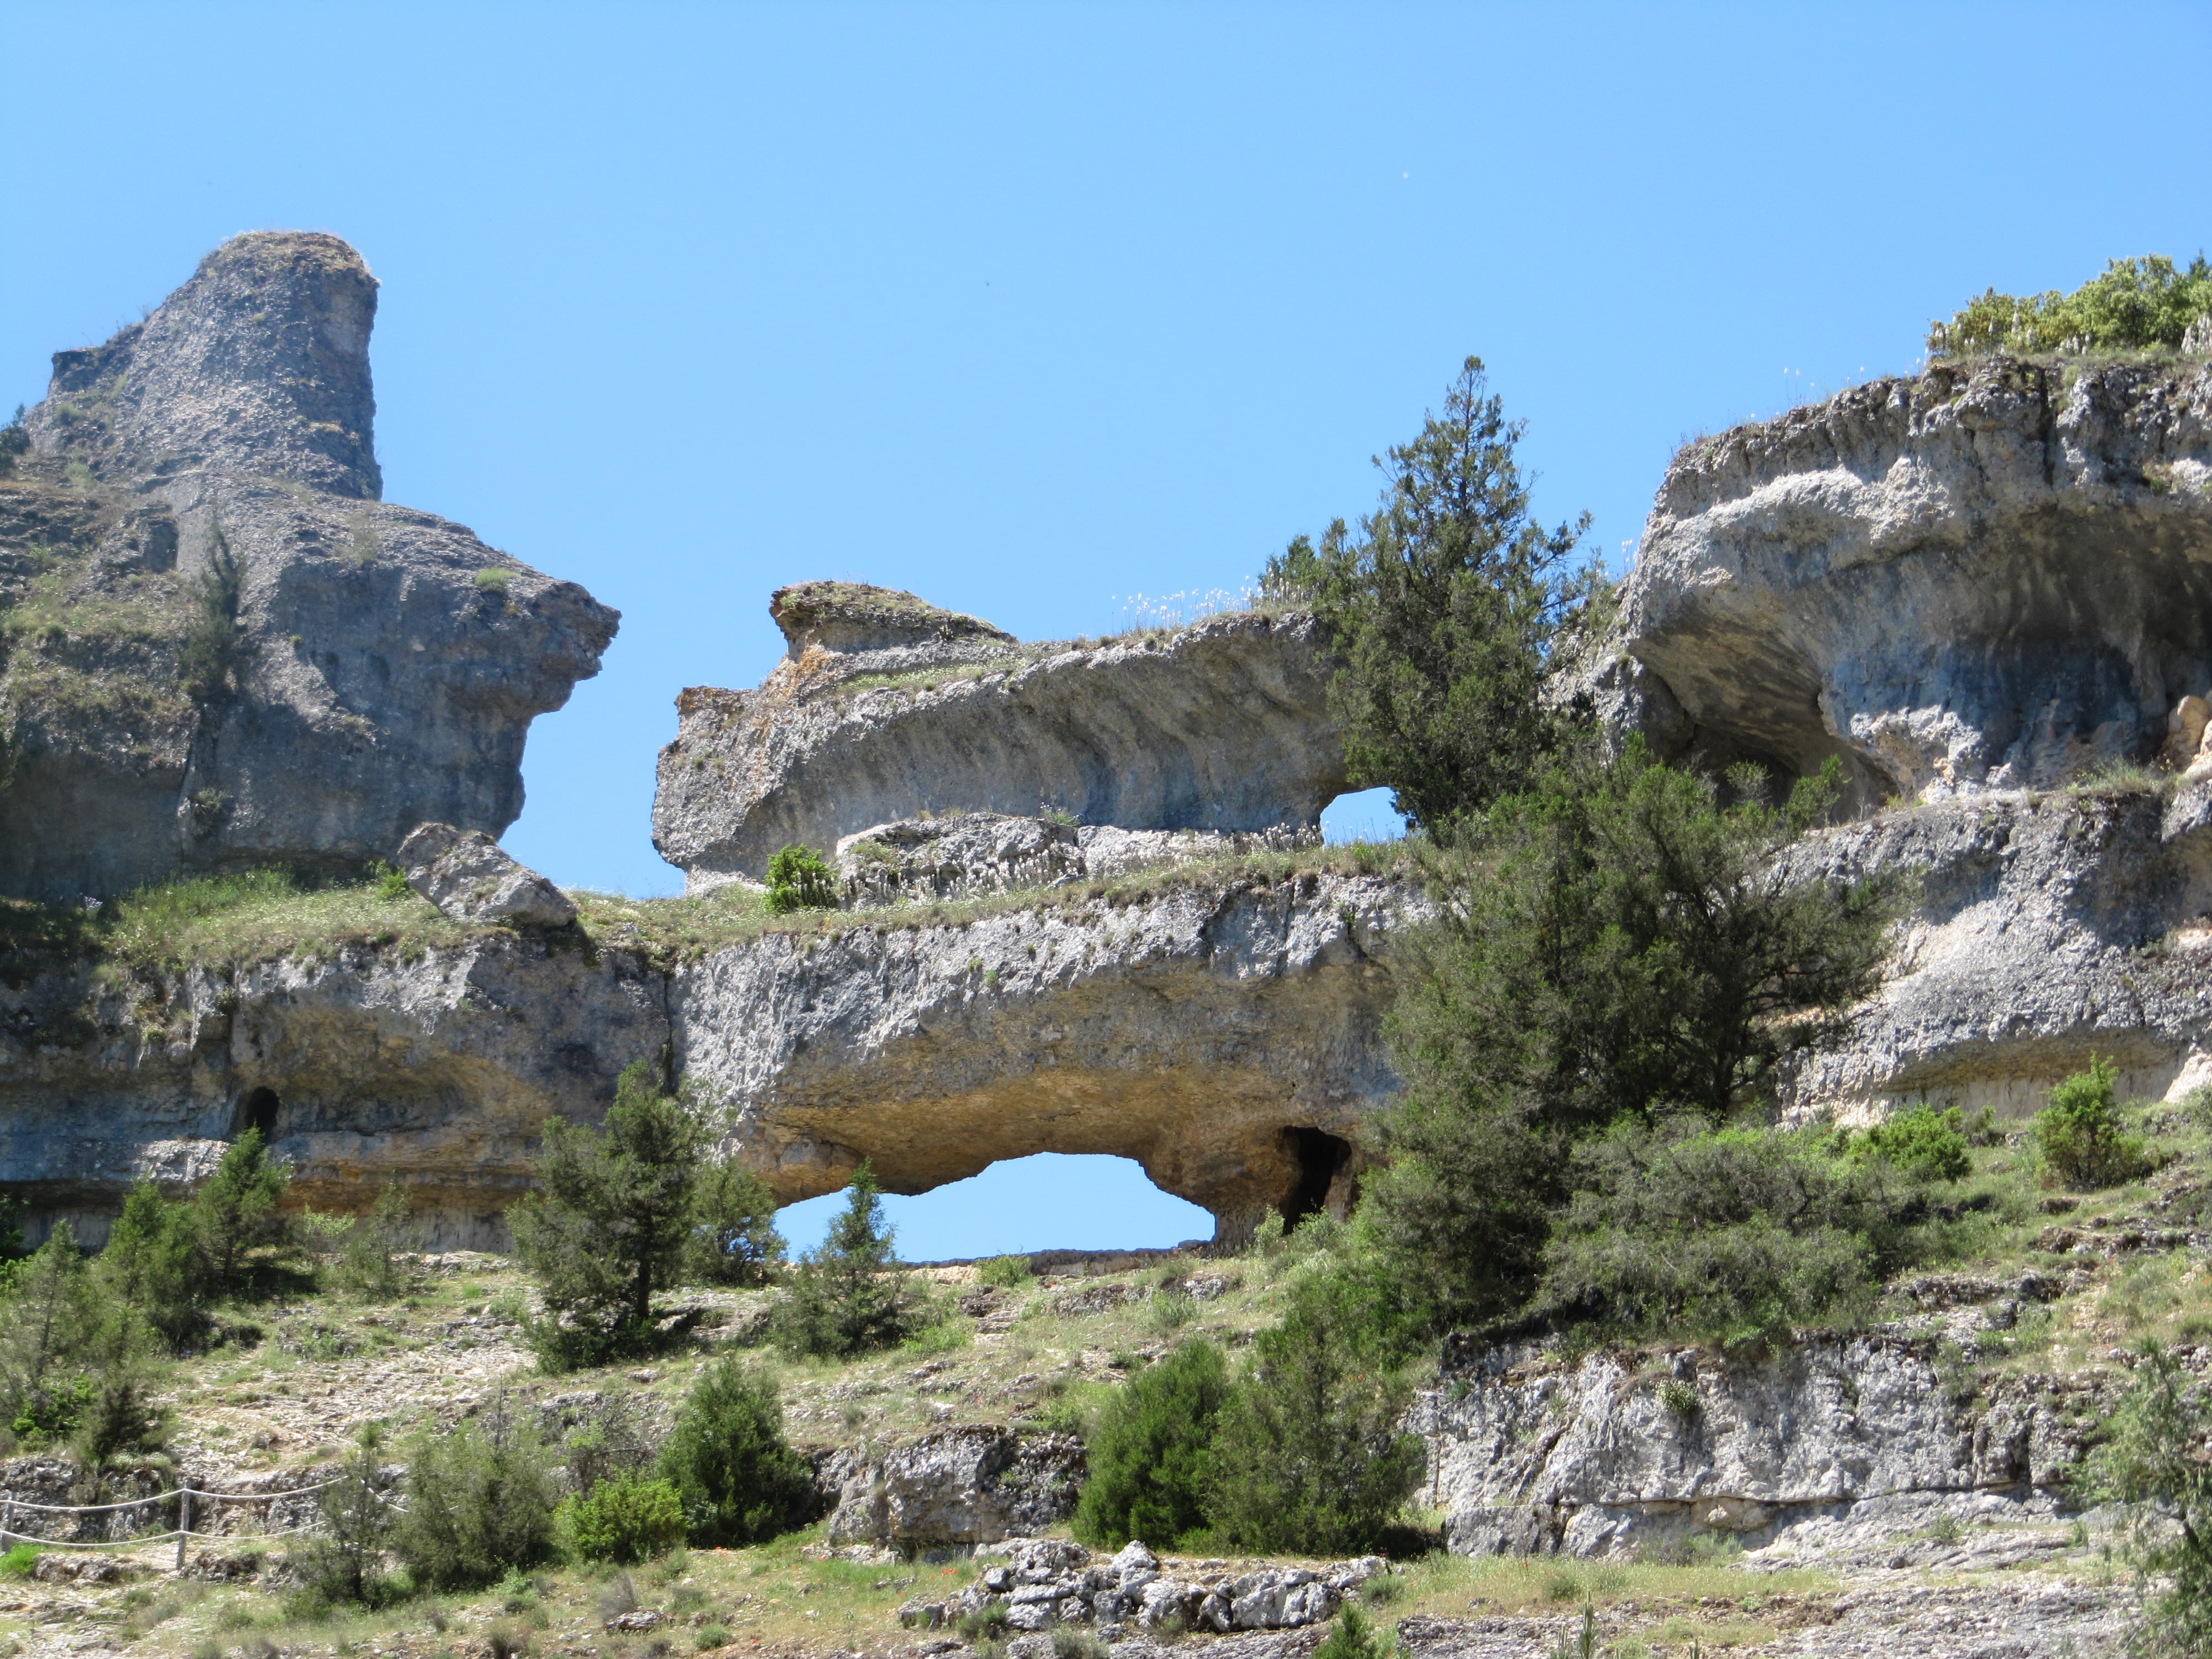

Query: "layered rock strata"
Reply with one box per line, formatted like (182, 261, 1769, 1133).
(1615, 354, 2212, 807)
(0, 232, 615, 901)
(653, 586, 1343, 891)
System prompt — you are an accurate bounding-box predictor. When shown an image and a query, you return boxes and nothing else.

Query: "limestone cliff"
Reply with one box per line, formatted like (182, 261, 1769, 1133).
(0, 233, 617, 901)
(652, 585, 1344, 890)
(1614, 353, 2212, 807)
(1, 857, 1416, 1246)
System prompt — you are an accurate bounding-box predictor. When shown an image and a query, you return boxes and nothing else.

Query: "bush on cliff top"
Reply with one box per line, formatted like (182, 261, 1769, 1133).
(764, 843, 838, 914)
(1928, 253, 2212, 358)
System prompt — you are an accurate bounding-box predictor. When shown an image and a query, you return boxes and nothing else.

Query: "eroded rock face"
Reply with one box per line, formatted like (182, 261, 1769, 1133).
(27, 232, 383, 498)
(1, 864, 1413, 1246)
(1431, 1331, 2089, 1563)
(1616, 356, 2212, 807)
(1778, 780, 2212, 1121)
(833, 811, 1318, 907)
(675, 867, 1412, 1237)
(820, 1428, 1085, 1547)
(0, 233, 616, 901)
(0, 932, 668, 1248)
(653, 594, 1344, 890)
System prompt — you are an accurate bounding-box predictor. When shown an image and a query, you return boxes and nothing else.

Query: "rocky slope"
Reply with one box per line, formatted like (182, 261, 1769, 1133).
(0, 232, 615, 902)
(653, 583, 1344, 891)
(1614, 352, 2212, 810)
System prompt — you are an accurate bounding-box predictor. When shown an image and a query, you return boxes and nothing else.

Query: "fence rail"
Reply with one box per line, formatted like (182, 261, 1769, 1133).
(0, 1478, 341, 1569)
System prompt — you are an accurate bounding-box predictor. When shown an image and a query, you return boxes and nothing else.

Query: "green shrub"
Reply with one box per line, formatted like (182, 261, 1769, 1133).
(394, 1404, 559, 1590)
(561, 1473, 686, 1564)
(2081, 1343, 2212, 1658)
(335, 1181, 415, 1299)
(773, 1164, 930, 1358)
(1854, 1104, 1971, 1183)
(0, 1542, 40, 1579)
(97, 1182, 205, 1353)
(974, 1254, 1032, 1288)
(295, 1425, 397, 1606)
(474, 567, 511, 592)
(1206, 1273, 1424, 1556)
(1073, 1338, 1232, 1550)
(2033, 1057, 2151, 1190)
(656, 1354, 815, 1547)
(191, 1128, 293, 1293)
(1313, 1606, 1392, 1659)
(764, 844, 838, 915)
(1538, 1120, 1907, 1339)
(1929, 254, 2212, 358)
(179, 522, 248, 702)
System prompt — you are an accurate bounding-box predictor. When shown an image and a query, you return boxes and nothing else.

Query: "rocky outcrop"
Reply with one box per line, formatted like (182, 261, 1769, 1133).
(0, 232, 615, 902)
(0, 929, 669, 1248)
(653, 588, 1343, 890)
(2, 860, 1413, 1246)
(676, 866, 1412, 1234)
(1615, 355, 2212, 808)
(1430, 1323, 2093, 1565)
(819, 1427, 1086, 1547)
(399, 823, 577, 928)
(898, 1538, 1386, 1635)
(833, 811, 1318, 907)
(1778, 777, 2212, 1120)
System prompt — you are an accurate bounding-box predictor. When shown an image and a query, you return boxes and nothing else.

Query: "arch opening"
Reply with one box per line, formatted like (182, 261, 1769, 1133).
(1319, 786, 1404, 844)
(234, 1086, 281, 1140)
(774, 1151, 1214, 1261)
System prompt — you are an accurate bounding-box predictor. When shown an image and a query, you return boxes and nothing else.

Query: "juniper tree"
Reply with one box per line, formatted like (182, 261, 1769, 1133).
(509, 1062, 708, 1368)
(773, 1162, 927, 1358)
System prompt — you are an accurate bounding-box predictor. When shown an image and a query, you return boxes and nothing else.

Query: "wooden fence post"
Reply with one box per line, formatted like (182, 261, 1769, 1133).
(175, 1486, 192, 1573)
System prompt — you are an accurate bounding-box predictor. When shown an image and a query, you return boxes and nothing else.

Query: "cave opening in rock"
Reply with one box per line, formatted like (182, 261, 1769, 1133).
(1279, 1126, 1353, 1222)
(774, 1151, 1214, 1260)
(234, 1086, 281, 1140)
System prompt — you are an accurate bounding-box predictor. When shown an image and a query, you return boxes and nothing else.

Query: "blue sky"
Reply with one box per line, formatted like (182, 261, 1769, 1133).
(6, 2, 2206, 1255)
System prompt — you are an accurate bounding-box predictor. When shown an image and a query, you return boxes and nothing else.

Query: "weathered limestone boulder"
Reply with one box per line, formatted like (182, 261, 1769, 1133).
(820, 1427, 1085, 1547)
(653, 586, 1344, 890)
(1430, 1329, 2090, 1564)
(1614, 355, 2212, 808)
(398, 822, 577, 928)
(0, 232, 616, 901)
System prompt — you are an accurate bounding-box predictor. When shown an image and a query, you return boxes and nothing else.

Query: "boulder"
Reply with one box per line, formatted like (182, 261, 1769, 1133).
(398, 822, 576, 928)
(820, 1428, 1085, 1547)
(653, 590, 1344, 890)
(1613, 355, 2212, 808)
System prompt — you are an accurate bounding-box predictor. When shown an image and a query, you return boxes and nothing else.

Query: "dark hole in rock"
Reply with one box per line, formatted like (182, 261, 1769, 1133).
(235, 1086, 280, 1139)
(1281, 1126, 1352, 1222)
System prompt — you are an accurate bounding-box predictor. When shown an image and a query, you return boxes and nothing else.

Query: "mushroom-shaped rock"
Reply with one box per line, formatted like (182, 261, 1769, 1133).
(399, 822, 576, 928)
